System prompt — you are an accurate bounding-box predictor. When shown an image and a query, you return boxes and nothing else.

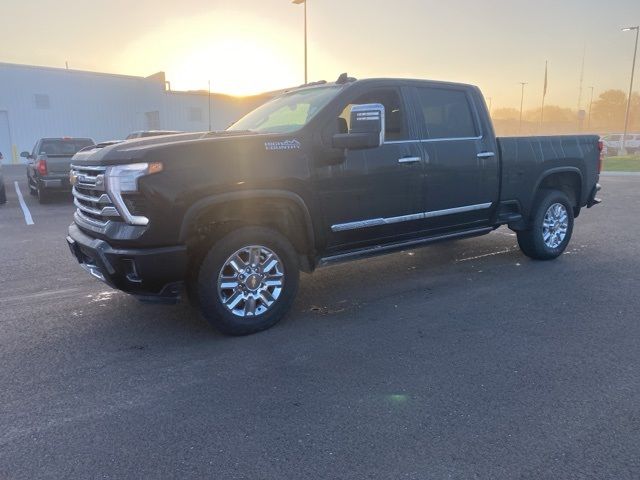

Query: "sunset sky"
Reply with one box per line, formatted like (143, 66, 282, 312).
(2, 0, 639, 110)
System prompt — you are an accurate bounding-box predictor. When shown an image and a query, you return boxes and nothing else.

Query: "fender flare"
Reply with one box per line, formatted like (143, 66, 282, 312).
(531, 167, 584, 207)
(179, 189, 316, 250)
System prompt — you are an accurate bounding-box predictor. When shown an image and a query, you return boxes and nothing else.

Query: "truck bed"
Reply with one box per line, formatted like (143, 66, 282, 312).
(498, 135, 601, 217)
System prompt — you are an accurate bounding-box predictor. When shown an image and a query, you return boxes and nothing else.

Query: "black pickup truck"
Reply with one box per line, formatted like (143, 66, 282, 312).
(67, 75, 602, 335)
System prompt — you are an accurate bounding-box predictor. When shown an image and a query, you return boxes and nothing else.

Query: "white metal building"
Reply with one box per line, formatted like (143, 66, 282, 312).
(0, 62, 273, 164)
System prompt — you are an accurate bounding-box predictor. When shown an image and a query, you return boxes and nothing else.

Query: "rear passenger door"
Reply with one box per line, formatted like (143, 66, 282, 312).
(410, 86, 499, 232)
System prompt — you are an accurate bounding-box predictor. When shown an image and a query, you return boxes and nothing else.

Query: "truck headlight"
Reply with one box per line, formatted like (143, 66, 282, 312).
(106, 162, 162, 226)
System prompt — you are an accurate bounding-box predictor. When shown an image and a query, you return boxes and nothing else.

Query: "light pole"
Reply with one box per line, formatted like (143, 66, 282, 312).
(587, 86, 595, 130)
(621, 26, 639, 155)
(292, 0, 308, 84)
(518, 82, 528, 134)
(208, 80, 212, 132)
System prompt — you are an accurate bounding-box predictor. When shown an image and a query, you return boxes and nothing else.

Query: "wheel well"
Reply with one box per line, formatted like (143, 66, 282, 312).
(186, 198, 315, 273)
(538, 172, 581, 209)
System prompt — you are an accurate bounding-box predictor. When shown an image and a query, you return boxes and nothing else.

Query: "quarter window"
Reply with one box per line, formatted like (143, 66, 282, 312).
(415, 88, 478, 139)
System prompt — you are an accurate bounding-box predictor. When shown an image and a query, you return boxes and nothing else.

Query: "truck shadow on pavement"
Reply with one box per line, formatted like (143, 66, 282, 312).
(64, 230, 522, 349)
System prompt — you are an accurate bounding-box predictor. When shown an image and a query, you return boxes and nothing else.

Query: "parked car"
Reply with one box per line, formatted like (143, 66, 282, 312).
(0, 153, 6, 204)
(125, 130, 182, 140)
(23, 137, 94, 203)
(67, 75, 602, 335)
(601, 134, 640, 156)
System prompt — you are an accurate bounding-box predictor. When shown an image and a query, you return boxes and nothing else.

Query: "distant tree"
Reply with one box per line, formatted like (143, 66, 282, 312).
(491, 108, 520, 120)
(490, 92, 639, 136)
(525, 105, 574, 123)
(589, 89, 640, 132)
(631, 93, 640, 132)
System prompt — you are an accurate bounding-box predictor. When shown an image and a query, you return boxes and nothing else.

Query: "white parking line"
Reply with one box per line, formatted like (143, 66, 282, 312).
(14, 181, 34, 225)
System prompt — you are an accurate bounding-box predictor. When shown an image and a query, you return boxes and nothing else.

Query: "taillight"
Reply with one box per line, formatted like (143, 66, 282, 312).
(36, 158, 48, 176)
(597, 140, 604, 174)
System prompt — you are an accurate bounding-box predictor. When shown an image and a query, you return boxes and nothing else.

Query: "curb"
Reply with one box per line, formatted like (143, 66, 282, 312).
(600, 172, 640, 176)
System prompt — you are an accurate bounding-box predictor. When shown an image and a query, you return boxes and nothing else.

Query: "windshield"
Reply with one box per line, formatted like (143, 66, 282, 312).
(228, 86, 341, 134)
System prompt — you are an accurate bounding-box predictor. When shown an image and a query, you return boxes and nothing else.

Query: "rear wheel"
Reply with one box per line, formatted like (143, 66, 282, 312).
(28, 177, 37, 196)
(194, 226, 300, 335)
(37, 184, 50, 204)
(517, 189, 574, 260)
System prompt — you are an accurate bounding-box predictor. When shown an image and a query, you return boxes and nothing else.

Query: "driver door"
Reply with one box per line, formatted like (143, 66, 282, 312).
(314, 86, 426, 251)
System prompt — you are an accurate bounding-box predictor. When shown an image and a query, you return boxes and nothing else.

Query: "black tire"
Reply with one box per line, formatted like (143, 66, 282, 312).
(517, 189, 574, 260)
(37, 184, 50, 204)
(195, 226, 300, 336)
(0, 182, 6, 204)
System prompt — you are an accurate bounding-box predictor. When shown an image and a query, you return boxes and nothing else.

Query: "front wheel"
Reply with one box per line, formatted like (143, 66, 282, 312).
(194, 226, 300, 336)
(516, 189, 574, 260)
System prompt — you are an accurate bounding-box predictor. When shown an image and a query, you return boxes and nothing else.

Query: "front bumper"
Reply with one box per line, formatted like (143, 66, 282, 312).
(66, 223, 187, 301)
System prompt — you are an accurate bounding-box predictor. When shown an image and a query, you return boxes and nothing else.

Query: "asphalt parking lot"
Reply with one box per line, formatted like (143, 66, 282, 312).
(1, 165, 639, 479)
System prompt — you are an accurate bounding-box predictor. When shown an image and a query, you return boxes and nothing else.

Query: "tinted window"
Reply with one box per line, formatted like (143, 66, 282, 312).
(39, 139, 93, 155)
(415, 88, 477, 139)
(340, 88, 408, 141)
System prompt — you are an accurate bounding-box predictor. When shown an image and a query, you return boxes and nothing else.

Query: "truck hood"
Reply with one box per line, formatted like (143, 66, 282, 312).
(70, 130, 274, 165)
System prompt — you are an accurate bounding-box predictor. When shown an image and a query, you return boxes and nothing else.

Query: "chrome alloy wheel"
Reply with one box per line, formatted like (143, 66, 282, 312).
(217, 245, 285, 317)
(542, 203, 569, 249)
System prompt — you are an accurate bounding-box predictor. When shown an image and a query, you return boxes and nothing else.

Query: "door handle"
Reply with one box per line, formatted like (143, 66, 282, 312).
(477, 152, 495, 159)
(398, 156, 422, 164)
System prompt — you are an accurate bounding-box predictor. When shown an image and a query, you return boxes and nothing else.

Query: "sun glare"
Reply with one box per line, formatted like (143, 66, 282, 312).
(169, 37, 298, 96)
(117, 11, 301, 96)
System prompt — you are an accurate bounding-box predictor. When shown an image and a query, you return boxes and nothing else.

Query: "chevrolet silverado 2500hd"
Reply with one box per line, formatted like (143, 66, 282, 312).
(67, 75, 602, 335)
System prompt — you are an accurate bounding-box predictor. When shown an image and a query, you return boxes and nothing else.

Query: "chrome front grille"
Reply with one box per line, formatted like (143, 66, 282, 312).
(70, 165, 121, 225)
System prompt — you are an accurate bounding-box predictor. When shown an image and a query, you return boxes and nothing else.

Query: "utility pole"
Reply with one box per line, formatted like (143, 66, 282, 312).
(519, 82, 528, 134)
(622, 26, 639, 155)
(540, 61, 548, 132)
(292, 0, 308, 84)
(487, 96, 492, 115)
(587, 86, 595, 130)
(208, 80, 212, 132)
(577, 46, 586, 131)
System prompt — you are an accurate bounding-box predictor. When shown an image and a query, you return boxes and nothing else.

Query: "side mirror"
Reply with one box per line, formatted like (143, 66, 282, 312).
(20, 151, 30, 158)
(332, 103, 385, 150)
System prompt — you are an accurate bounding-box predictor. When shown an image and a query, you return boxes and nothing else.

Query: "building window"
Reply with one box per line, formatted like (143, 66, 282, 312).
(34, 94, 50, 109)
(145, 111, 160, 130)
(189, 107, 203, 122)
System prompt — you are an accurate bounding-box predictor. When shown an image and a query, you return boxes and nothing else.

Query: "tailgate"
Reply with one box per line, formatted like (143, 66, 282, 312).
(45, 155, 74, 175)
